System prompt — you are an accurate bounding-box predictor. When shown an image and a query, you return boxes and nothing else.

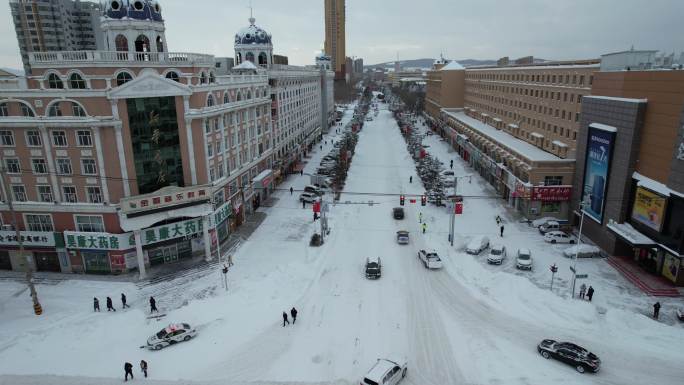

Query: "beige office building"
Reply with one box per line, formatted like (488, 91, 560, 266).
(324, 0, 346, 80)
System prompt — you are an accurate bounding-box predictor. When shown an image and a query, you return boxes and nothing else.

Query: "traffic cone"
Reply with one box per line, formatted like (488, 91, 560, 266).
(34, 302, 42, 315)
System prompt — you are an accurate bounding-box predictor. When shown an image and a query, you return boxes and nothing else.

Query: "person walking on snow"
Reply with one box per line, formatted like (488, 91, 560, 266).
(106, 296, 116, 312)
(422, 222, 427, 234)
(149, 296, 158, 313)
(140, 360, 148, 378)
(121, 293, 130, 309)
(290, 187, 293, 195)
(124, 362, 134, 381)
(282, 311, 290, 327)
(450, 160, 454, 169)
(409, 176, 413, 184)
(586, 286, 594, 302)
(500, 225, 505, 237)
(228, 254, 234, 267)
(419, 212, 423, 223)
(653, 302, 661, 320)
(93, 297, 100, 312)
(291, 307, 298, 324)
(496, 215, 501, 225)
(579, 283, 586, 299)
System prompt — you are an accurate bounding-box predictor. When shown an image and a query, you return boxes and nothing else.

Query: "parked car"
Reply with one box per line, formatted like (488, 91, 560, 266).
(304, 185, 324, 196)
(366, 117, 373, 121)
(396, 230, 409, 245)
(365, 256, 381, 279)
(537, 339, 601, 373)
(361, 357, 408, 385)
(532, 217, 562, 228)
(466, 236, 490, 255)
(417, 249, 443, 269)
(538, 221, 560, 234)
(544, 231, 577, 244)
(146, 323, 197, 350)
(393, 207, 405, 220)
(299, 192, 318, 203)
(516, 248, 533, 270)
(563, 244, 601, 259)
(487, 244, 507, 265)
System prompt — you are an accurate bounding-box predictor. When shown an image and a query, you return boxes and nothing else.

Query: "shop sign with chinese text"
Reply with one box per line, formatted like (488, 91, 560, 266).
(0, 231, 56, 247)
(532, 186, 572, 202)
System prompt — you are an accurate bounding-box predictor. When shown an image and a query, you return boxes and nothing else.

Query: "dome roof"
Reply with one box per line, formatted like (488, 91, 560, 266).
(235, 17, 272, 46)
(104, 0, 163, 22)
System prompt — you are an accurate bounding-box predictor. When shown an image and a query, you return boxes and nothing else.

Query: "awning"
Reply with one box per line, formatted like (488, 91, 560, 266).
(607, 220, 657, 247)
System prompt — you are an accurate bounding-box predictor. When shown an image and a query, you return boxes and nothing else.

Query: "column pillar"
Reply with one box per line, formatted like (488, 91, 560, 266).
(203, 215, 212, 262)
(134, 230, 147, 279)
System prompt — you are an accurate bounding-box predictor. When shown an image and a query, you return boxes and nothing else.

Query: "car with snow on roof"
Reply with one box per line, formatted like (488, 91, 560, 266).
(361, 356, 408, 385)
(537, 339, 601, 373)
(417, 249, 443, 269)
(147, 323, 197, 350)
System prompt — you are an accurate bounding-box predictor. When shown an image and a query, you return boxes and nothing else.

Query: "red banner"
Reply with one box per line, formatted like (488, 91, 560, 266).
(455, 202, 463, 214)
(532, 186, 572, 202)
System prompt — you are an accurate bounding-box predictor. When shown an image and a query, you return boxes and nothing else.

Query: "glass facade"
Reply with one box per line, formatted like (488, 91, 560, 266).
(126, 97, 184, 194)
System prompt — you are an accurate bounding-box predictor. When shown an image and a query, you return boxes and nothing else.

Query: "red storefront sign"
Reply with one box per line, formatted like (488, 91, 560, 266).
(532, 186, 572, 202)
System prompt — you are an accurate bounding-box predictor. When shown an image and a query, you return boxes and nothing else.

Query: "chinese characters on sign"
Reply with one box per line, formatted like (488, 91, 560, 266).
(0, 231, 55, 247)
(532, 186, 573, 202)
(64, 232, 134, 251)
(120, 186, 210, 214)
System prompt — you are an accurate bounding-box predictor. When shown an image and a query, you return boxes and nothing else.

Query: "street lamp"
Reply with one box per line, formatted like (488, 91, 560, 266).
(571, 199, 591, 298)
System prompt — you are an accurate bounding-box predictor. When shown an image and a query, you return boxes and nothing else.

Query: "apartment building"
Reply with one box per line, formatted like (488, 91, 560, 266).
(425, 59, 465, 119)
(324, 0, 346, 80)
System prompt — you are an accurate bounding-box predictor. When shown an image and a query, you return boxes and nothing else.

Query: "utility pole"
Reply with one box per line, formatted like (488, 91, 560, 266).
(1, 166, 42, 315)
(449, 177, 457, 246)
(571, 200, 589, 299)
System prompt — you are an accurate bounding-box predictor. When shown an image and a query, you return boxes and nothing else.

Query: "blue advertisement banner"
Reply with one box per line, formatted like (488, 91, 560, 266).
(582, 125, 616, 223)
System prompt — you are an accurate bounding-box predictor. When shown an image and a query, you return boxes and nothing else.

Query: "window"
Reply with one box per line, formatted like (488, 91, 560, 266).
(217, 161, 224, 178)
(86, 186, 103, 203)
(0, 103, 7, 116)
(48, 103, 62, 117)
(542, 202, 561, 213)
(12, 185, 27, 202)
(72, 102, 86, 117)
(37, 185, 53, 202)
(5, 158, 20, 174)
(20, 104, 34, 117)
(31, 158, 48, 174)
(207, 142, 213, 157)
(116, 72, 132, 86)
(62, 185, 77, 203)
(75, 215, 104, 232)
(209, 72, 216, 84)
(544, 176, 564, 186)
(165, 71, 179, 82)
(0, 130, 14, 146)
(52, 130, 67, 146)
(215, 141, 222, 154)
(207, 94, 214, 107)
(200, 72, 207, 84)
(81, 158, 97, 175)
(77, 130, 92, 146)
(47, 73, 63, 89)
(209, 167, 215, 182)
(69, 73, 86, 89)
(25, 214, 53, 232)
(56, 158, 72, 175)
(223, 93, 229, 104)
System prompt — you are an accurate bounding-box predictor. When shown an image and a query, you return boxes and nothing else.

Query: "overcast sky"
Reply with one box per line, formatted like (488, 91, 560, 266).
(1, 0, 683, 70)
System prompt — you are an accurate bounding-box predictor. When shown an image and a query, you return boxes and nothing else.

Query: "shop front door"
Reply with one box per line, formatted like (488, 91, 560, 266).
(149, 245, 179, 266)
(34, 252, 61, 272)
(0, 250, 11, 270)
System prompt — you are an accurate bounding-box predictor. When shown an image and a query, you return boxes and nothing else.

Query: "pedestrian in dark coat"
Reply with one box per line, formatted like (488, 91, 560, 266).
(121, 293, 130, 309)
(653, 302, 661, 320)
(422, 223, 427, 234)
(140, 360, 148, 378)
(409, 176, 413, 184)
(124, 362, 134, 381)
(149, 296, 158, 313)
(302, 200, 306, 209)
(586, 286, 594, 302)
(500, 225, 505, 237)
(290, 187, 294, 195)
(93, 297, 100, 312)
(106, 296, 116, 312)
(300, 170, 304, 176)
(282, 311, 290, 327)
(291, 307, 298, 324)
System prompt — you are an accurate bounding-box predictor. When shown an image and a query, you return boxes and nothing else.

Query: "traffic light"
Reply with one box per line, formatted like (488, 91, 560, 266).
(400, 195, 405, 206)
(421, 195, 427, 206)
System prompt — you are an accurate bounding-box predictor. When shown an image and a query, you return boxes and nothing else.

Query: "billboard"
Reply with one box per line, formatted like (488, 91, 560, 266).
(631, 187, 667, 231)
(581, 124, 616, 223)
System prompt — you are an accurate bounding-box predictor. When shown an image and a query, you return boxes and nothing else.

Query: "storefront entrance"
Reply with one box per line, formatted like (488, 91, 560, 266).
(34, 252, 61, 272)
(0, 250, 11, 270)
(82, 251, 111, 274)
(147, 240, 192, 266)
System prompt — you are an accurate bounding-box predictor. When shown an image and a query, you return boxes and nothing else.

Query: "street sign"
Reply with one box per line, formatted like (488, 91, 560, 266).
(575, 274, 588, 279)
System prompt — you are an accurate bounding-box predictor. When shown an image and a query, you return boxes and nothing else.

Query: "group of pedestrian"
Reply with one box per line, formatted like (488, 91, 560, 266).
(94, 293, 130, 312)
(282, 307, 298, 326)
(124, 360, 148, 381)
(578, 284, 595, 301)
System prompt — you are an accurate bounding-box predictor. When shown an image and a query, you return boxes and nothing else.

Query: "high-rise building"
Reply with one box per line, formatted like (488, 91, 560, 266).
(9, 0, 105, 74)
(353, 58, 364, 74)
(324, 0, 346, 80)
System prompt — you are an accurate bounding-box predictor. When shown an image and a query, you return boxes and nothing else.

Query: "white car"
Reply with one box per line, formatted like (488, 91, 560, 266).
(538, 221, 560, 234)
(146, 323, 197, 350)
(299, 192, 318, 203)
(531, 217, 562, 228)
(361, 357, 408, 385)
(417, 249, 443, 269)
(466, 236, 490, 255)
(487, 244, 506, 265)
(544, 231, 577, 244)
(516, 248, 533, 270)
(563, 244, 601, 258)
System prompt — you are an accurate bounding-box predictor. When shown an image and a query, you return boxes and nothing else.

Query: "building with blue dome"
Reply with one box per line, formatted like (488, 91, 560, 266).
(234, 16, 273, 69)
(101, 0, 167, 54)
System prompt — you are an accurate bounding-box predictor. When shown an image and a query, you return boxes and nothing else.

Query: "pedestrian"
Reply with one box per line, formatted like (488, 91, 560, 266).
(228, 253, 234, 267)
(653, 302, 661, 320)
(320, 145, 322, 150)
(106, 296, 116, 312)
(500, 225, 504, 237)
(579, 283, 586, 299)
(586, 286, 594, 302)
(290, 187, 294, 195)
(93, 297, 100, 312)
(124, 362, 134, 382)
(419, 212, 423, 223)
(291, 307, 298, 324)
(422, 222, 427, 234)
(139, 360, 148, 378)
(302, 200, 306, 209)
(282, 311, 290, 327)
(149, 296, 158, 313)
(121, 293, 130, 309)
(300, 170, 304, 176)
(495, 215, 501, 225)
(450, 160, 454, 169)
(409, 176, 413, 184)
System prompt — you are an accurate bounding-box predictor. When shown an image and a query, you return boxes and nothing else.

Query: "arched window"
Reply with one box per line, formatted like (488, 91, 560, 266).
(236, 52, 242, 65)
(0, 103, 8, 117)
(223, 92, 229, 104)
(245, 52, 255, 63)
(156, 36, 164, 52)
(115, 34, 128, 51)
(236, 91, 242, 101)
(69, 73, 86, 89)
(135, 34, 150, 53)
(247, 90, 252, 99)
(258, 52, 268, 67)
(207, 94, 214, 107)
(48, 103, 62, 117)
(47, 73, 63, 89)
(116, 72, 133, 86)
(200, 72, 207, 84)
(209, 72, 216, 84)
(71, 102, 86, 117)
(20, 103, 34, 117)
(165, 71, 180, 82)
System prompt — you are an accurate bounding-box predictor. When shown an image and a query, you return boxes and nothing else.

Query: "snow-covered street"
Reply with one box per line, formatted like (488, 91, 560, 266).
(1, 102, 683, 385)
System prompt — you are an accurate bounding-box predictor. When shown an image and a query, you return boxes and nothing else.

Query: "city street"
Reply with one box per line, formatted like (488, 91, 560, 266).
(1, 101, 683, 385)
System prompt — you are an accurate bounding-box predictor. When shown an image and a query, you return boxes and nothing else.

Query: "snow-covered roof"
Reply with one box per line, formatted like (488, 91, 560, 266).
(441, 109, 573, 163)
(589, 123, 617, 133)
(552, 140, 568, 148)
(584, 95, 648, 104)
(633, 172, 684, 198)
(233, 61, 258, 70)
(441, 61, 465, 71)
(607, 220, 656, 246)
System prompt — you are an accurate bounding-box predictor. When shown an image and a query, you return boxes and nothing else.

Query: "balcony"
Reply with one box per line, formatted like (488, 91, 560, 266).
(29, 51, 215, 67)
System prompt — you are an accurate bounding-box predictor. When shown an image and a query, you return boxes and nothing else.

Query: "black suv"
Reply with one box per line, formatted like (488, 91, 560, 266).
(393, 207, 405, 220)
(537, 339, 601, 373)
(365, 257, 381, 279)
